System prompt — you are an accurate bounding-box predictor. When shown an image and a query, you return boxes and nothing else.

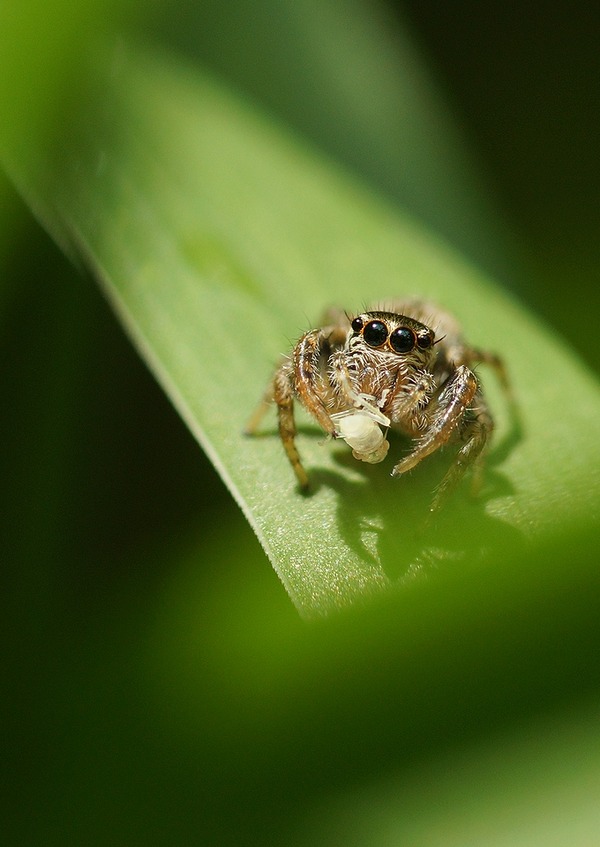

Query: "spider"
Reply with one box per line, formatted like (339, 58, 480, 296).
(246, 299, 510, 512)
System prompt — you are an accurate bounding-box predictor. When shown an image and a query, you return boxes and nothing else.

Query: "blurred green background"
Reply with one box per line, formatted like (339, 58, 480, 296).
(1, 0, 599, 844)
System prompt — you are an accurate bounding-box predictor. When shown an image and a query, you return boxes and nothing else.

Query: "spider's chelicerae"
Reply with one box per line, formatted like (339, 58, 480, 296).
(246, 299, 510, 512)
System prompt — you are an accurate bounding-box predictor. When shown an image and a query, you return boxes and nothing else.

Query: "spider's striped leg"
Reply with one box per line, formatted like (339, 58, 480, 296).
(392, 365, 480, 478)
(429, 401, 492, 514)
(272, 363, 310, 490)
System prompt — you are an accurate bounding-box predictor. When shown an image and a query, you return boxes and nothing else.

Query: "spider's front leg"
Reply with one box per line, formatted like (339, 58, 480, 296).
(392, 365, 491, 509)
(245, 356, 313, 490)
(276, 327, 341, 490)
(392, 365, 479, 476)
(293, 328, 341, 437)
(429, 400, 492, 513)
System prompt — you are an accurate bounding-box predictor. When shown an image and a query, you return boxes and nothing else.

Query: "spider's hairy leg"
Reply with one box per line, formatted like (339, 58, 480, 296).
(273, 362, 310, 490)
(392, 365, 479, 477)
(294, 329, 338, 436)
(429, 401, 493, 513)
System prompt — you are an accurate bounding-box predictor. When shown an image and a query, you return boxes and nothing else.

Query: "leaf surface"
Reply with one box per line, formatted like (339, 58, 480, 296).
(4, 45, 600, 615)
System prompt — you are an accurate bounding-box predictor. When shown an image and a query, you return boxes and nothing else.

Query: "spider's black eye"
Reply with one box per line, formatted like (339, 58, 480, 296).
(363, 320, 388, 347)
(417, 332, 433, 350)
(390, 326, 416, 353)
(351, 316, 364, 333)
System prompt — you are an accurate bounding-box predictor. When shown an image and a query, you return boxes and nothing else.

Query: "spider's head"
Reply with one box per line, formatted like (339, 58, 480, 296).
(349, 311, 436, 365)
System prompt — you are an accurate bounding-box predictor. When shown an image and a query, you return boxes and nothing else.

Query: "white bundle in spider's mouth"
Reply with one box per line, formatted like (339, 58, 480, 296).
(331, 409, 390, 464)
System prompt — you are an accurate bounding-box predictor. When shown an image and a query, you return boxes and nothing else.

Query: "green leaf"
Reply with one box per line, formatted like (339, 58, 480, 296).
(153, 0, 517, 281)
(3, 44, 600, 616)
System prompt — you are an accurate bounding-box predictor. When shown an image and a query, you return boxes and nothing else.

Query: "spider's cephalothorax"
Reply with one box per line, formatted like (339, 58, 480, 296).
(246, 300, 509, 512)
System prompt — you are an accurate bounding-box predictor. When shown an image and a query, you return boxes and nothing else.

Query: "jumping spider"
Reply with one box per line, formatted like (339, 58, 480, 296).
(246, 299, 510, 512)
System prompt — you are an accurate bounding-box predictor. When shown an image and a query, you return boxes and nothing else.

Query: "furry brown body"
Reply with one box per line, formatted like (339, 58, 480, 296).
(247, 299, 509, 512)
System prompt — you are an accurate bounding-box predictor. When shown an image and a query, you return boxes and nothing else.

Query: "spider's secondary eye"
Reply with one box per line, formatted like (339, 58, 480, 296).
(351, 317, 364, 332)
(390, 326, 416, 353)
(363, 320, 388, 347)
(417, 333, 433, 350)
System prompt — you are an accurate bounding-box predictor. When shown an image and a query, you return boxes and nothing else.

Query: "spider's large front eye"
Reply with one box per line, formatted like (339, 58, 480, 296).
(390, 326, 416, 353)
(363, 320, 388, 347)
(351, 317, 364, 333)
